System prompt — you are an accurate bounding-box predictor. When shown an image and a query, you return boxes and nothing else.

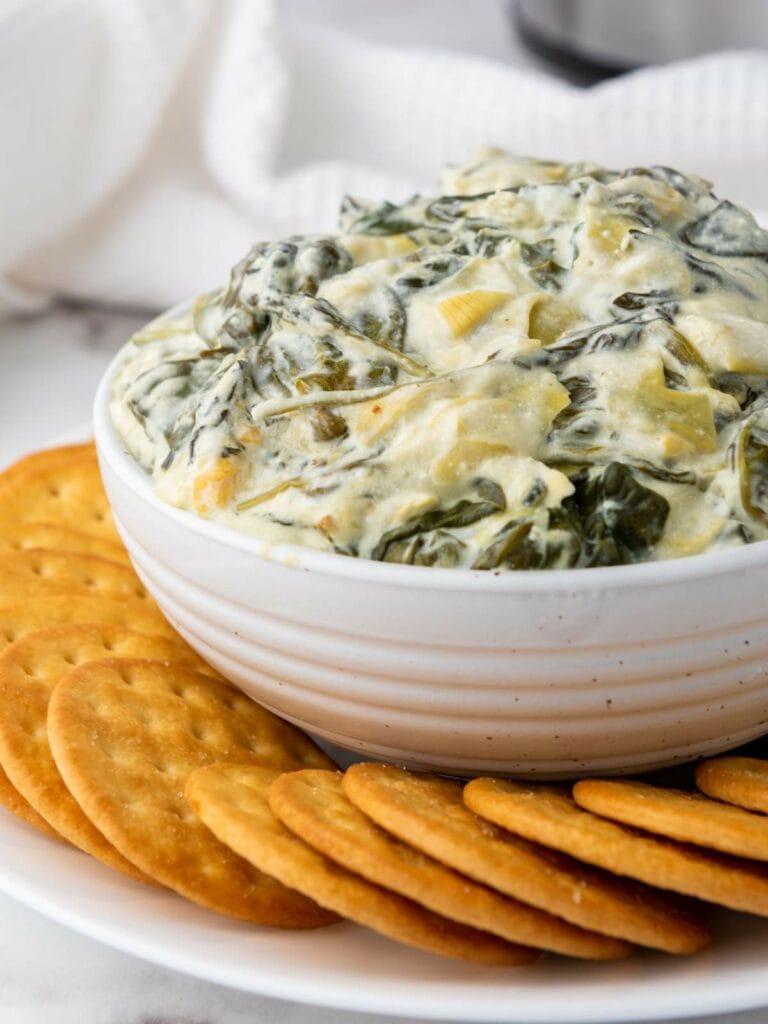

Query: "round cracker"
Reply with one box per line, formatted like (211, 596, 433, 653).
(465, 778, 768, 921)
(0, 626, 217, 880)
(0, 444, 97, 484)
(0, 550, 154, 609)
(269, 769, 627, 959)
(187, 763, 536, 966)
(0, 456, 119, 542)
(0, 523, 130, 565)
(344, 764, 709, 954)
(573, 779, 768, 861)
(0, 598, 182, 840)
(0, 763, 62, 841)
(0, 596, 181, 649)
(696, 757, 768, 816)
(48, 659, 337, 922)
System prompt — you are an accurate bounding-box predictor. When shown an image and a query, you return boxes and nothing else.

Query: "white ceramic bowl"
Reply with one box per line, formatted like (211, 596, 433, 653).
(94, 341, 768, 778)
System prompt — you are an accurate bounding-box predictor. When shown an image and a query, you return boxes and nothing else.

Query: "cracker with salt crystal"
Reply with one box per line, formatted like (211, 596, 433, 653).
(0, 764, 62, 841)
(0, 626, 216, 878)
(0, 550, 154, 610)
(696, 757, 768, 816)
(0, 523, 130, 565)
(269, 768, 626, 959)
(573, 778, 768, 861)
(0, 598, 182, 838)
(48, 659, 337, 921)
(187, 763, 536, 964)
(0, 444, 97, 485)
(343, 764, 709, 954)
(0, 454, 119, 542)
(464, 777, 768, 921)
(0, 596, 180, 651)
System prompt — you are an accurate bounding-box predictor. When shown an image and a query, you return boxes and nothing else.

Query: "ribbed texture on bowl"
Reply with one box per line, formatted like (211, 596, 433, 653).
(95, 349, 768, 777)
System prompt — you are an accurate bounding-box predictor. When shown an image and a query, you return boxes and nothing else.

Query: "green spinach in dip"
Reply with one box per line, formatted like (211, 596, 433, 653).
(110, 150, 768, 569)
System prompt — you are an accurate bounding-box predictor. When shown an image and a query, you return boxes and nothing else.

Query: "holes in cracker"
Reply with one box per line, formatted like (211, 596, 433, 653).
(115, 666, 134, 687)
(169, 805, 196, 823)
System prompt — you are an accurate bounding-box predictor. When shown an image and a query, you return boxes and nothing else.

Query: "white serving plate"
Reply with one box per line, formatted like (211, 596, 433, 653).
(0, 805, 767, 1023)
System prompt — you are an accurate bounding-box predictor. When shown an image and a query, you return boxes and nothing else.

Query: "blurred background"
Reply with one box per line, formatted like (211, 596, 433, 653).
(0, 0, 767, 449)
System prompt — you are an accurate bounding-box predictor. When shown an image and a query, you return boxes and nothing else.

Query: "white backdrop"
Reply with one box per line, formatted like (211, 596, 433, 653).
(1, 0, 767, 315)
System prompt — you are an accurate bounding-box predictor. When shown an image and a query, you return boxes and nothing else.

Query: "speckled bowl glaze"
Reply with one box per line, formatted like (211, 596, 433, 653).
(94, 336, 768, 778)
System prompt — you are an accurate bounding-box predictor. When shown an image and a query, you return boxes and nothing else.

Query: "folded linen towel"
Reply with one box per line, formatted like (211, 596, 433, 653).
(1, 0, 766, 315)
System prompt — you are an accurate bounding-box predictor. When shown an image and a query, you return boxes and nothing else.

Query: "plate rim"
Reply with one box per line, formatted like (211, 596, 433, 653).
(1, 806, 768, 1024)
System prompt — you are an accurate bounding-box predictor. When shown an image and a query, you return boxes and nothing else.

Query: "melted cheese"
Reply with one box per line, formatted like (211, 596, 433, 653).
(111, 151, 768, 569)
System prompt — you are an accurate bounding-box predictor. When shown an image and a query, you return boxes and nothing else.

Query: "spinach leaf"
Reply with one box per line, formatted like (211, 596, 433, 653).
(471, 520, 534, 569)
(372, 477, 506, 562)
(520, 239, 569, 292)
(425, 193, 493, 224)
(612, 289, 677, 314)
(716, 373, 768, 412)
(519, 317, 649, 370)
(351, 287, 407, 350)
(683, 201, 768, 259)
(395, 252, 467, 293)
(609, 192, 659, 229)
(343, 199, 422, 236)
(472, 503, 583, 570)
(384, 530, 467, 567)
(230, 237, 353, 312)
(570, 463, 670, 567)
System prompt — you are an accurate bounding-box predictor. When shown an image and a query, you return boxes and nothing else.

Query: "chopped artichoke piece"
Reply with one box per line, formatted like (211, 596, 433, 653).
(437, 290, 512, 337)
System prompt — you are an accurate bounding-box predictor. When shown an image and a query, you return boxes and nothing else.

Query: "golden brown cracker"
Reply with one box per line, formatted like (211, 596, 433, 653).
(465, 777, 768, 921)
(0, 444, 97, 484)
(344, 764, 709, 954)
(187, 763, 536, 965)
(0, 626, 217, 879)
(0, 597, 180, 840)
(269, 768, 626, 959)
(48, 659, 337, 919)
(573, 778, 768, 861)
(0, 595, 181, 651)
(0, 456, 119, 542)
(0, 550, 153, 609)
(0, 523, 130, 565)
(0, 762, 62, 841)
(696, 757, 768, 815)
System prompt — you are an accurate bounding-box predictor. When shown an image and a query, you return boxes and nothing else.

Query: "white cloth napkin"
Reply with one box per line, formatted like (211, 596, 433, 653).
(1, 0, 767, 316)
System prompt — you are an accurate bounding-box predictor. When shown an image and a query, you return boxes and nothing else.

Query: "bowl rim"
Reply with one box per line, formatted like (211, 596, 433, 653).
(94, 304, 768, 595)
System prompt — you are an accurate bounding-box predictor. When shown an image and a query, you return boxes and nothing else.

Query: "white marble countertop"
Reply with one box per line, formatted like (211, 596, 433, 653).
(2, 305, 768, 1024)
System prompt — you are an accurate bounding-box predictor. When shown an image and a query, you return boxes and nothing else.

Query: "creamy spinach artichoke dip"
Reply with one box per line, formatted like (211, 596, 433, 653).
(111, 149, 768, 570)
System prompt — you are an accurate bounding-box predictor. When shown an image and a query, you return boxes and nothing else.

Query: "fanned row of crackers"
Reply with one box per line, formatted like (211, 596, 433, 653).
(2, 444, 768, 968)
